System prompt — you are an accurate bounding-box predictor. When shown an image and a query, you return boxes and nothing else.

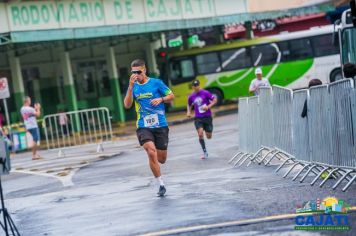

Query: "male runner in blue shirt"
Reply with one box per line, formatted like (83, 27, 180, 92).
(124, 59, 174, 197)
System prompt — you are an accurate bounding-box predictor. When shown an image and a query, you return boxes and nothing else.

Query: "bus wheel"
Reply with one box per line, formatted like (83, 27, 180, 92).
(330, 68, 342, 83)
(208, 88, 223, 106)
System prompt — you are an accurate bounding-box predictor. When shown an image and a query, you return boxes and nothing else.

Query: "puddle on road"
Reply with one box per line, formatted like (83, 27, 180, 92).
(54, 195, 88, 203)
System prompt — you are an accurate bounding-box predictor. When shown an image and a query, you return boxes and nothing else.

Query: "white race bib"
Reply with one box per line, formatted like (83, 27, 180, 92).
(198, 105, 206, 113)
(144, 114, 159, 127)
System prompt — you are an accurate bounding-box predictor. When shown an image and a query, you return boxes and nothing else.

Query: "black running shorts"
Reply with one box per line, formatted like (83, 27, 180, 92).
(136, 127, 169, 150)
(194, 117, 213, 133)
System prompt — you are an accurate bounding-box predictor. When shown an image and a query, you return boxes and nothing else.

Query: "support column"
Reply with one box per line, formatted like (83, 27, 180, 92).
(32, 79, 42, 105)
(106, 46, 125, 122)
(244, 21, 254, 39)
(60, 51, 80, 131)
(145, 41, 160, 77)
(60, 51, 78, 112)
(9, 53, 25, 121)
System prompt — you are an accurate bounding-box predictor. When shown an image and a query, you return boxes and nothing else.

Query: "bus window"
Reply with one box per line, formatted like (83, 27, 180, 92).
(170, 61, 181, 80)
(251, 43, 280, 66)
(196, 52, 220, 74)
(286, 38, 313, 61)
(181, 59, 195, 77)
(219, 47, 252, 72)
(311, 34, 339, 57)
(169, 58, 195, 82)
(278, 41, 290, 60)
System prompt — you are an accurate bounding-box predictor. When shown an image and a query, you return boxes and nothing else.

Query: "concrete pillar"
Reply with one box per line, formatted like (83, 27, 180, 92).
(60, 51, 78, 112)
(32, 79, 42, 105)
(145, 41, 160, 77)
(245, 21, 254, 39)
(9, 53, 25, 121)
(60, 51, 80, 131)
(160, 32, 167, 48)
(106, 46, 125, 122)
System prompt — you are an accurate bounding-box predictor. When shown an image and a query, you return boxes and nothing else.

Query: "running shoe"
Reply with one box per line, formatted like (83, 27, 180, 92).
(201, 152, 208, 160)
(157, 185, 166, 197)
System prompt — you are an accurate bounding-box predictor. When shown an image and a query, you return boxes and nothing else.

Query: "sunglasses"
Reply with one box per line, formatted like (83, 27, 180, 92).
(131, 70, 143, 75)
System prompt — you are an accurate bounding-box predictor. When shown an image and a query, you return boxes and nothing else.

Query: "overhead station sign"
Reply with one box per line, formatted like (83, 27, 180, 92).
(2, 0, 247, 32)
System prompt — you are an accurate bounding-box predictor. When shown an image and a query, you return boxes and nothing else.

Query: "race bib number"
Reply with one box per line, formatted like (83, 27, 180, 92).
(144, 114, 159, 127)
(198, 105, 206, 113)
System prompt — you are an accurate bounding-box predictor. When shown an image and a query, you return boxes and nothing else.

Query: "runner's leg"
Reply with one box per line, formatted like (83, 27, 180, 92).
(143, 141, 161, 177)
(204, 117, 213, 140)
(154, 127, 169, 164)
(143, 142, 166, 196)
(157, 150, 167, 164)
(197, 128, 206, 153)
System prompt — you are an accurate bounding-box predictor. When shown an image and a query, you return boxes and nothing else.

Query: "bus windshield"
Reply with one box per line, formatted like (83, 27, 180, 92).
(341, 27, 356, 64)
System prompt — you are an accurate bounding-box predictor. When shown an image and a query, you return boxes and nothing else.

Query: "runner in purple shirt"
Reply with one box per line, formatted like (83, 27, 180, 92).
(187, 80, 217, 159)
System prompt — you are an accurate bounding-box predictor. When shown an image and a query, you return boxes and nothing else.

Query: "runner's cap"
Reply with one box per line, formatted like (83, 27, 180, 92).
(192, 80, 200, 86)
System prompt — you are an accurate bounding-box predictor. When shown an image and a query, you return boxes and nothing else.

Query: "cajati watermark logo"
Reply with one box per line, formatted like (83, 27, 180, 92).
(294, 197, 351, 231)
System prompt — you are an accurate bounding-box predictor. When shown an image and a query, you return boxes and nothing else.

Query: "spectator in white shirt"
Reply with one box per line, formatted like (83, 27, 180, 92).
(20, 96, 42, 160)
(249, 67, 270, 95)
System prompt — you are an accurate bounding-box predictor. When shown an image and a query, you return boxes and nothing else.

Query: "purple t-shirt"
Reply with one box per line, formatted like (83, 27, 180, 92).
(188, 89, 215, 118)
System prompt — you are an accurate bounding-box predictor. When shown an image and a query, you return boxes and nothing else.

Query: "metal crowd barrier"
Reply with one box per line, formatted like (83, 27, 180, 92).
(42, 107, 113, 156)
(292, 89, 309, 162)
(230, 80, 356, 192)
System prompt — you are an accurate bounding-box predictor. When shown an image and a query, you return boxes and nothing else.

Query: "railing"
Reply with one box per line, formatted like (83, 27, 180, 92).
(42, 107, 113, 155)
(230, 79, 356, 192)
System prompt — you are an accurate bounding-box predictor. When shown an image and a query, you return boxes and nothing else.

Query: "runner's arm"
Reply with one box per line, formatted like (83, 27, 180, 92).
(161, 92, 174, 103)
(208, 97, 217, 109)
(187, 104, 193, 117)
(124, 86, 134, 108)
(124, 75, 137, 109)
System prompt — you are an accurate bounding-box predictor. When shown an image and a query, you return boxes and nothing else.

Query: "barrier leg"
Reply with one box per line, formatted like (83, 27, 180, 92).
(292, 164, 310, 181)
(233, 153, 249, 167)
(239, 154, 253, 166)
(332, 170, 354, 190)
(310, 166, 323, 177)
(300, 165, 317, 183)
(58, 149, 66, 157)
(311, 166, 329, 186)
(265, 151, 281, 166)
(342, 174, 356, 192)
(249, 147, 266, 163)
(275, 158, 293, 173)
(283, 162, 301, 178)
(96, 143, 104, 153)
(257, 149, 276, 165)
(246, 157, 257, 167)
(228, 152, 243, 164)
(274, 152, 287, 162)
(319, 168, 339, 187)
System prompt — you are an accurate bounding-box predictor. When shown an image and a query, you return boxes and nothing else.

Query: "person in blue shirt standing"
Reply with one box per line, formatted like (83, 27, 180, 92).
(124, 59, 174, 197)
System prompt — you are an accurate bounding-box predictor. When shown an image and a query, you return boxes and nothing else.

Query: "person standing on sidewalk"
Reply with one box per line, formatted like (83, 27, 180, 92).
(124, 59, 174, 197)
(187, 80, 217, 159)
(59, 109, 69, 136)
(20, 96, 42, 160)
(249, 67, 270, 95)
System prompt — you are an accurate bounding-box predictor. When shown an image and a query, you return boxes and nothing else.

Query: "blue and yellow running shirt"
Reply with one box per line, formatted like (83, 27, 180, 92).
(133, 78, 172, 128)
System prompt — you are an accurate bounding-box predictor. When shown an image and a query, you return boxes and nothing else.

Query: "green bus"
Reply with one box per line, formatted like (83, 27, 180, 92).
(158, 25, 340, 108)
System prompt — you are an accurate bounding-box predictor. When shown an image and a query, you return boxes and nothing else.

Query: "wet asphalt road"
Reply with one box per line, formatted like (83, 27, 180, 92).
(2, 113, 356, 236)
